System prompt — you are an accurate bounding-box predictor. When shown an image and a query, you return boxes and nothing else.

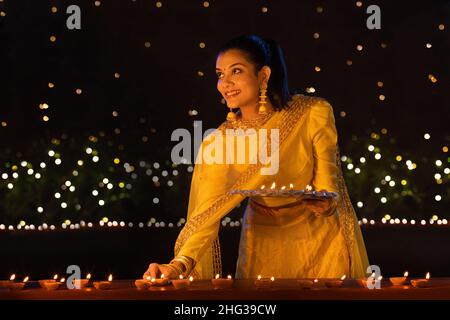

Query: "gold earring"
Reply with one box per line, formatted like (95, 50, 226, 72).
(226, 107, 237, 121)
(258, 83, 268, 115)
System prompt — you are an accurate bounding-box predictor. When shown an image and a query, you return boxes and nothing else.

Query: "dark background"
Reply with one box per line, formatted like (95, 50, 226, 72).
(0, 0, 449, 280)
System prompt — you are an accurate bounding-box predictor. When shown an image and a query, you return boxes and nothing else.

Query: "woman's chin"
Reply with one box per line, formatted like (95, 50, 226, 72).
(226, 102, 239, 108)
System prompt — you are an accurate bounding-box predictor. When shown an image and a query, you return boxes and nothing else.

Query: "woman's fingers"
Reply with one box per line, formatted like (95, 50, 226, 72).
(159, 265, 179, 279)
(143, 263, 181, 280)
(143, 263, 161, 279)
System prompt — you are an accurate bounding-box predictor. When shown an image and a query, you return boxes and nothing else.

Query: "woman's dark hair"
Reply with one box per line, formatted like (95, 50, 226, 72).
(216, 34, 297, 110)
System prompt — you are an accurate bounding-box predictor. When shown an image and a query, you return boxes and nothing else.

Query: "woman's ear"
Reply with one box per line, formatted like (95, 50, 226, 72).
(259, 66, 271, 83)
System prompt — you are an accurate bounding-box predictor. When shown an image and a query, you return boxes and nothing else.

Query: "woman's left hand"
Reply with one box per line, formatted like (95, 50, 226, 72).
(301, 191, 337, 217)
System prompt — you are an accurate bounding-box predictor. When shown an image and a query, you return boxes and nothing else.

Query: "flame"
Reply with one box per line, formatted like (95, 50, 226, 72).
(426, 272, 430, 280)
(227, 275, 232, 280)
(289, 183, 294, 189)
(108, 274, 113, 282)
(404, 271, 409, 277)
(306, 184, 313, 191)
(341, 275, 346, 281)
(160, 274, 165, 279)
(60, 278, 66, 283)
(10, 274, 16, 281)
(179, 275, 183, 280)
(23, 276, 29, 283)
(215, 274, 220, 279)
(270, 182, 276, 189)
(270, 276, 275, 281)
(378, 276, 383, 281)
(260, 185, 265, 190)
(281, 186, 286, 190)
(257, 275, 262, 280)
(189, 276, 194, 282)
(151, 278, 156, 283)
(146, 276, 151, 281)
(53, 274, 58, 280)
(314, 279, 319, 283)
(86, 273, 92, 280)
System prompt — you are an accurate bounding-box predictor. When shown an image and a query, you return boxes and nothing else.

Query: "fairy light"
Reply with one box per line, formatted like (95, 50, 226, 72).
(0, 19, 445, 235)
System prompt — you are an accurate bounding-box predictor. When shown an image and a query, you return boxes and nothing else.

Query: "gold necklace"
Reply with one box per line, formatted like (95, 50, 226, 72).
(222, 109, 276, 131)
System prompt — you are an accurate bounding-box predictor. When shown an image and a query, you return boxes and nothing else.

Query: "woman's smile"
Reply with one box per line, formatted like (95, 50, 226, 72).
(224, 89, 241, 99)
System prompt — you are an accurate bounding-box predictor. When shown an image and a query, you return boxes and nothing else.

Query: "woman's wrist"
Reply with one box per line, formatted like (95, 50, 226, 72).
(169, 255, 195, 277)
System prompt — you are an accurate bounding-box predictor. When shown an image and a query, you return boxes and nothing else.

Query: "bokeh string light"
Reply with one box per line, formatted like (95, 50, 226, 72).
(0, 1, 447, 230)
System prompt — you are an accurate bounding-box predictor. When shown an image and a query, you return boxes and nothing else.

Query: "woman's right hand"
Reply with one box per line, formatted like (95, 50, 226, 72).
(142, 263, 179, 280)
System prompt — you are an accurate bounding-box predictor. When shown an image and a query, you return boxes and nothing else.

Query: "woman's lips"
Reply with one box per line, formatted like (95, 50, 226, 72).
(225, 90, 241, 99)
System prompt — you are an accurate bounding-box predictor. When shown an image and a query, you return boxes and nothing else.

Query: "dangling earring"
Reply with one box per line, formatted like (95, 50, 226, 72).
(258, 83, 268, 115)
(226, 107, 237, 121)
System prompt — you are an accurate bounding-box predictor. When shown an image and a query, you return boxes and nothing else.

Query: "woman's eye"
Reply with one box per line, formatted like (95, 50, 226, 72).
(217, 68, 242, 79)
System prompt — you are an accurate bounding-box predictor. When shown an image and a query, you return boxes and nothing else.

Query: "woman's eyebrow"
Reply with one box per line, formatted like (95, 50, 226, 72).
(215, 63, 245, 71)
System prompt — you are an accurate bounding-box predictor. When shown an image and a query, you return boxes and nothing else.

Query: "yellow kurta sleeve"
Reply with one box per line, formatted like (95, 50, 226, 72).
(308, 99, 339, 193)
(176, 163, 225, 264)
(175, 130, 246, 278)
(177, 135, 227, 262)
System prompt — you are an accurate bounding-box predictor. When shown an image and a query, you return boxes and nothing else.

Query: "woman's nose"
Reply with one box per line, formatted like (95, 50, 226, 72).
(221, 76, 234, 88)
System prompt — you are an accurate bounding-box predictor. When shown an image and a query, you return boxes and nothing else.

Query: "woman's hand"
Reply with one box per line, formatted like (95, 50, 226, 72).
(301, 191, 337, 217)
(142, 263, 179, 280)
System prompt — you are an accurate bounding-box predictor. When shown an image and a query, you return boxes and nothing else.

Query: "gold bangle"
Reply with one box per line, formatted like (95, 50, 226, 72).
(161, 263, 183, 276)
(170, 256, 195, 277)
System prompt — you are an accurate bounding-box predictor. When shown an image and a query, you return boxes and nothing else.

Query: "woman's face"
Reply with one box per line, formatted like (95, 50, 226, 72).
(216, 49, 266, 109)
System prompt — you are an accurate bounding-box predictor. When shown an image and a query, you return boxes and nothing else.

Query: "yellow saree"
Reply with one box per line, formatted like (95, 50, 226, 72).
(174, 94, 369, 279)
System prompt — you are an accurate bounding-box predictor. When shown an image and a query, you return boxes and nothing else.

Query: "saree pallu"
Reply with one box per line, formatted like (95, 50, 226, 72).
(174, 94, 369, 279)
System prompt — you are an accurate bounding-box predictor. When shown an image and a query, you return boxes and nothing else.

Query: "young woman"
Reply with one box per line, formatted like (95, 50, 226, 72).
(143, 35, 369, 280)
